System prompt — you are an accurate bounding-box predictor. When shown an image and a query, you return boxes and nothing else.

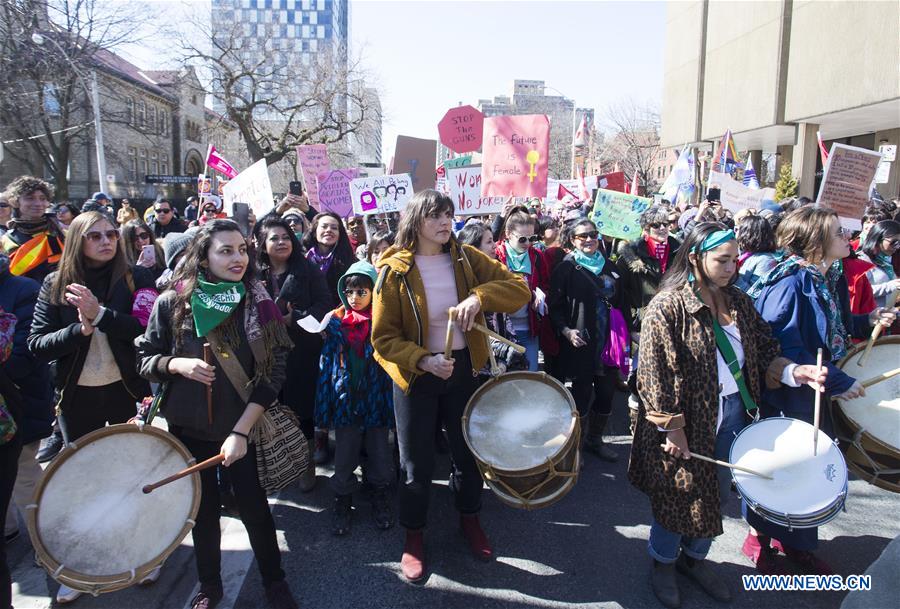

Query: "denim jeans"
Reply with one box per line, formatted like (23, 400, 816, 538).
(519, 332, 540, 372)
(648, 393, 747, 563)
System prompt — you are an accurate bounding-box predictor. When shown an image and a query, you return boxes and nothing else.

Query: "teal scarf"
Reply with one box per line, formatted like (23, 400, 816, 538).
(572, 249, 606, 275)
(504, 242, 532, 275)
(875, 253, 897, 280)
(190, 278, 247, 337)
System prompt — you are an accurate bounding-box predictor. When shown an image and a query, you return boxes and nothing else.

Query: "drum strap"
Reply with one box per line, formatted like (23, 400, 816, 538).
(712, 318, 758, 413)
(205, 333, 252, 403)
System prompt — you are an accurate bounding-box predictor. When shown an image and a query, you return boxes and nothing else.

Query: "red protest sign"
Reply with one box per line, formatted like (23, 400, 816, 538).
(438, 105, 484, 154)
(597, 171, 626, 193)
(481, 115, 550, 198)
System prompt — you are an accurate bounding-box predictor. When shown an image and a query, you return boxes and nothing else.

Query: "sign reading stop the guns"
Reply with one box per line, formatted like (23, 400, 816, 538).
(438, 105, 484, 154)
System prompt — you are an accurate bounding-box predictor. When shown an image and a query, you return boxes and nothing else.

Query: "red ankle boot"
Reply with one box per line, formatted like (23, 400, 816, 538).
(400, 529, 426, 582)
(460, 514, 493, 561)
(741, 533, 787, 574)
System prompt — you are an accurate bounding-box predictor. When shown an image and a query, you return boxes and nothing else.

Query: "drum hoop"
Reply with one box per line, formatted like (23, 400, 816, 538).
(833, 335, 900, 458)
(728, 416, 848, 521)
(461, 371, 578, 477)
(26, 424, 202, 594)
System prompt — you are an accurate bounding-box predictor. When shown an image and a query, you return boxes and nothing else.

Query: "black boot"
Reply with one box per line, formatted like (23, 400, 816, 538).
(371, 486, 395, 530)
(651, 560, 681, 608)
(331, 494, 352, 536)
(584, 413, 618, 462)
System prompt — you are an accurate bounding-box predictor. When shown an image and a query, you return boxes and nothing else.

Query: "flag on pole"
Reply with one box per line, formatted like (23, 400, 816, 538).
(742, 156, 760, 189)
(205, 144, 238, 179)
(630, 169, 639, 196)
(816, 131, 829, 165)
(711, 129, 741, 174)
(660, 145, 696, 203)
(574, 115, 587, 147)
(558, 182, 579, 201)
(576, 165, 592, 201)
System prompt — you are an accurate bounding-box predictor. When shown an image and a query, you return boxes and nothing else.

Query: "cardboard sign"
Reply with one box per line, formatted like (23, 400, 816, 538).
(438, 105, 484, 154)
(446, 165, 504, 215)
(708, 171, 776, 215)
(590, 188, 651, 241)
(816, 143, 882, 230)
(391, 136, 437, 191)
(222, 159, 274, 217)
(481, 114, 550, 198)
(316, 169, 359, 218)
(350, 173, 414, 215)
(296, 144, 331, 205)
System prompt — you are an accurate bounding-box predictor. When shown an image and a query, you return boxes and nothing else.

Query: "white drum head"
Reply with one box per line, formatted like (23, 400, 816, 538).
(37, 429, 196, 577)
(730, 418, 847, 518)
(466, 377, 575, 471)
(838, 342, 900, 450)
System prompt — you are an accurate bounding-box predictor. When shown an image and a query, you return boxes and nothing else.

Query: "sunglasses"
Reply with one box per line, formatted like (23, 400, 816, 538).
(203, 208, 216, 213)
(511, 235, 541, 245)
(84, 230, 119, 243)
(136, 232, 151, 240)
(884, 238, 900, 248)
(647, 222, 668, 230)
(573, 231, 599, 240)
(343, 288, 370, 298)
(154, 207, 172, 214)
(0, 203, 10, 209)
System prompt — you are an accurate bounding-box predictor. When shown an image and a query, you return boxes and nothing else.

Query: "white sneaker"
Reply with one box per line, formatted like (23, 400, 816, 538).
(139, 565, 162, 585)
(56, 584, 83, 604)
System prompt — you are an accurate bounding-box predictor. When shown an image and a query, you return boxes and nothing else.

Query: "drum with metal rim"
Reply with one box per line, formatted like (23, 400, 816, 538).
(27, 424, 201, 595)
(462, 371, 580, 510)
(832, 336, 900, 492)
(729, 417, 848, 529)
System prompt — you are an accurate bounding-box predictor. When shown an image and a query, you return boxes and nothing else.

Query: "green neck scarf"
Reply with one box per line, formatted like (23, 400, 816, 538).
(504, 242, 532, 275)
(572, 248, 606, 275)
(190, 278, 246, 337)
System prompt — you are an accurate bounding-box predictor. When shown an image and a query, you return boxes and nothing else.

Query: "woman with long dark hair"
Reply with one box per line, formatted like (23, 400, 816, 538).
(858, 219, 900, 310)
(372, 190, 530, 582)
(734, 215, 777, 293)
(135, 219, 298, 609)
(256, 216, 332, 490)
(628, 222, 828, 608)
(549, 218, 629, 462)
(121, 219, 166, 280)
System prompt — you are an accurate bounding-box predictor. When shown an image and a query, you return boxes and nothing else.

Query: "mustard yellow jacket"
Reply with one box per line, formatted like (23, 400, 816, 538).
(372, 239, 531, 394)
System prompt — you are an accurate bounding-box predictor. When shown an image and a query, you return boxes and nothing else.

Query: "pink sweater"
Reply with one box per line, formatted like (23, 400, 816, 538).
(415, 253, 465, 353)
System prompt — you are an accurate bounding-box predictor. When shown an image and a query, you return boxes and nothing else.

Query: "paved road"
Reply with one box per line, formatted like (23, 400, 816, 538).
(9, 399, 900, 609)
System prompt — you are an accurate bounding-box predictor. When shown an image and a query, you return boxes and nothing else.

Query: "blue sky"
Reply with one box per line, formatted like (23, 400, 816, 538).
(124, 0, 666, 163)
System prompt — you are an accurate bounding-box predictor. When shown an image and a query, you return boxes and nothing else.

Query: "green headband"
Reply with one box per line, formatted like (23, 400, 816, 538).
(697, 229, 735, 253)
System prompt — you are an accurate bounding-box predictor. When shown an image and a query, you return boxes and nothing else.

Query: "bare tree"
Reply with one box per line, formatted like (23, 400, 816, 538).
(599, 99, 661, 195)
(176, 16, 373, 171)
(0, 0, 154, 198)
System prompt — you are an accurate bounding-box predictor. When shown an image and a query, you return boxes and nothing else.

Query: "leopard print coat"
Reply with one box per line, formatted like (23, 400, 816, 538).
(627, 284, 782, 539)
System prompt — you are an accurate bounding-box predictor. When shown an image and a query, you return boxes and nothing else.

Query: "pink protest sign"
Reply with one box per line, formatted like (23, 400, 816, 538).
(315, 169, 358, 218)
(296, 144, 331, 205)
(481, 114, 549, 198)
(438, 105, 484, 154)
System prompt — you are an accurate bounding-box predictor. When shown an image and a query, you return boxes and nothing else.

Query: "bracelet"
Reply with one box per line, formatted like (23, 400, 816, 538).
(230, 430, 249, 440)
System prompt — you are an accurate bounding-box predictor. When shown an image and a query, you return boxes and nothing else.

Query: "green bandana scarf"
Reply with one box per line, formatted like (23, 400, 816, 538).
(191, 278, 246, 337)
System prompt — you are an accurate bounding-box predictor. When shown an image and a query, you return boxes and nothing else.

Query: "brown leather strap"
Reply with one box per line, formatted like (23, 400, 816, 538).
(205, 331, 252, 403)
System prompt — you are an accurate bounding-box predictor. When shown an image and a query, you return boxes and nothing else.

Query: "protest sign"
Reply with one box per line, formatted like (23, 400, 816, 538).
(708, 171, 776, 215)
(296, 144, 331, 205)
(316, 169, 359, 218)
(350, 173, 414, 215)
(446, 165, 504, 215)
(205, 145, 238, 179)
(438, 105, 484, 154)
(547, 176, 598, 201)
(815, 143, 882, 230)
(222, 159, 274, 217)
(597, 171, 626, 193)
(391, 136, 437, 191)
(481, 114, 550, 198)
(590, 188, 651, 241)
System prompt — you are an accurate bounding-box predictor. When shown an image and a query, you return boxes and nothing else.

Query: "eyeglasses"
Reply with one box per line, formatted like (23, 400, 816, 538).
(154, 207, 172, 214)
(84, 230, 119, 243)
(573, 231, 599, 241)
(647, 222, 667, 230)
(343, 288, 370, 298)
(203, 208, 216, 214)
(511, 234, 541, 245)
(285, 217, 302, 226)
(136, 232, 151, 241)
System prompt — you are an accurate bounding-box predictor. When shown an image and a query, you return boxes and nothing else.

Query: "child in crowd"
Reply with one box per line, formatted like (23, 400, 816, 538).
(315, 261, 394, 535)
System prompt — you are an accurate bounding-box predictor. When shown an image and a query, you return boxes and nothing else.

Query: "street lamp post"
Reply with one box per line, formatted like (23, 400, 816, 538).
(32, 32, 108, 195)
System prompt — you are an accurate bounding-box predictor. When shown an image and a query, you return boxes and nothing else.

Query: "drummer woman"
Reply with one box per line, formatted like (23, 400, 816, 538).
(372, 190, 530, 583)
(746, 207, 896, 575)
(628, 223, 826, 609)
(135, 220, 299, 609)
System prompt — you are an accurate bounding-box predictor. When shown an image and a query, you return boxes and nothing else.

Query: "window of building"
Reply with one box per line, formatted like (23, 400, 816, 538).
(191, 94, 198, 105)
(160, 111, 168, 136)
(127, 98, 135, 126)
(317, 25, 324, 38)
(138, 100, 146, 129)
(149, 106, 156, 133)
(128, 148, 137, 182)
(161, 154, 169, 175)
(310, 11, 317, 24)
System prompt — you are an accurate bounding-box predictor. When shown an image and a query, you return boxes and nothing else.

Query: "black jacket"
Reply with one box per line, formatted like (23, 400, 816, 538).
(615, 236, 680, 331)
(0, 270, 53, 444)
(262, 256, 333, 344)
(135, 290, 289, 441)
(27, 266, 154, 412)
(149, 217, 188, 239)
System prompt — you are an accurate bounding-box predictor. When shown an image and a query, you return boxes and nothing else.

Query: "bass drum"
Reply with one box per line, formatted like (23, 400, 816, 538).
(462, 371, 580, 510)
(832, 336, 900, 492)
(27, 424, 201, 595)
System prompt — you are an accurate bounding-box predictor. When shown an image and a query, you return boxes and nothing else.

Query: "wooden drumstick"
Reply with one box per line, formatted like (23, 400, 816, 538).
(203, 343, 213, 425)
(859, 366, 900, 389)
(813, 348, 823, 456)
(857, 291, 898, 367)
(472, 322, 527, 354)
(142, 454, 225, 494)
(444, 308, 456, 360)
(690, 453, 773, 480)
